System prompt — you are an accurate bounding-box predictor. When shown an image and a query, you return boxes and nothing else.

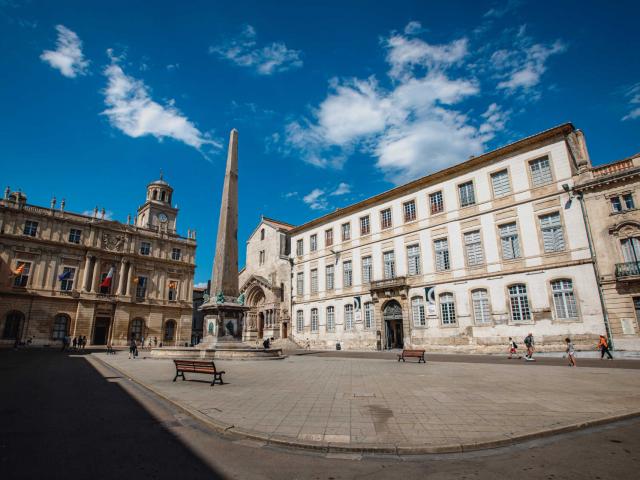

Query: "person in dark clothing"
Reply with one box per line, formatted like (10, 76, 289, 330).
(72, 337, 77, 349)
(263, 338, 271, 349)
(129, 338, 137, 359)
(598, 335, 613, 360)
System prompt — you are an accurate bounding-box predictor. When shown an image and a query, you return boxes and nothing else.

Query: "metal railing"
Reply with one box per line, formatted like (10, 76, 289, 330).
(615, 261, 640, 279)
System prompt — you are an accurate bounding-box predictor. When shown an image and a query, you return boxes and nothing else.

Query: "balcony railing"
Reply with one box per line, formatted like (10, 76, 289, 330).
(370, 276, 407, 290)
(615, 261, 640, 279)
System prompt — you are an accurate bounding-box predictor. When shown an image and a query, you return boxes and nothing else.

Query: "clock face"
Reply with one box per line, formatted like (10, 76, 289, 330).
(158, 213, 168, 223)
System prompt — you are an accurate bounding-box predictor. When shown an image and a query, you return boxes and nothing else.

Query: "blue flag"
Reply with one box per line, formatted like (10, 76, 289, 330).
(58, 269, 71, 281)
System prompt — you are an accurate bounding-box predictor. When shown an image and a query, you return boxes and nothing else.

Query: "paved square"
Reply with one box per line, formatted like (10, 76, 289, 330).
(96, 354, 640, 451)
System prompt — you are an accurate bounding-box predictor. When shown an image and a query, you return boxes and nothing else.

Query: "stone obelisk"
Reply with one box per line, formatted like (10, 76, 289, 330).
(200, 129, 248, 347)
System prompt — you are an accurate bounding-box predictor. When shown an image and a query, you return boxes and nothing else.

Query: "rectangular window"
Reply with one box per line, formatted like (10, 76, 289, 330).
(311, 308, 319, 332)
(499, 223, 521, 260)
(552, 279, 578, 319)
(458, 181, 476, 207)
(407, 244, 421, 276)
(168, 281, 178, 301)
(344, 304, 354, 331)
(440, 293, 456, 325)
(296, 272, 304, 295)
(624, 193, 635, 210)
(13, 261, 31, 287)
(325, 265, 334, 290)
(136, 276, 148, 299)
(343, 260, 353, 287)
(171, 248, 181, 261)
(509, 284, 531, 321)
(310, 269, 318, 293)
(360, 216, 370, 235)
(380, 208, 393, 229)
(341, 223, 351, 241)
(611, 194, 636, 213)
(412, 297, 426, 326)
(491, 169, 511, 197)
(610, 196, 623, 213)
(434, 238, 450, 271)
(472, 289, 491, 324)
(464, 230, 484, 266)
(362, 256, 372, 284)
(364, 302, 374, 329)
(530, 157, 553, 187)
(23, 220, 38, 237)
(325, 229, 333, 247)
(383, 251, 396, 279)
(140, 242, 151, 256)
(326, 306, 335, 332)
(429, 191, 444, 214)
(540, 212, 565, 253)
(68, 229, 81, 244)
(296, 310, 304, 332)
(621, 237, 640, 263)
(59, 267, 76, 292)
(310, 234, 317, 252)
(259, 250, 265, 265)
(296, 239, 304, 256)
(403, 200, 416, 222)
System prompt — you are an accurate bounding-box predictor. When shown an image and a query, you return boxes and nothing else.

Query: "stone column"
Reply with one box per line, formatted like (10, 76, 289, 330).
(126, 263, 134, 296)
(81, 255, 92, 292)
(91, 259, 101, 293)
(117, 259, 127, 295)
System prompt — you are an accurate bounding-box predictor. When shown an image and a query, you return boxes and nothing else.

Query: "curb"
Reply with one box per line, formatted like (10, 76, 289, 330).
(91, 354, 640, 456)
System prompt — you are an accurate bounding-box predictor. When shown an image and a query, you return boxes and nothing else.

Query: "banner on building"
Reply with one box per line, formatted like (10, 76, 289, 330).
(425, 286, 436, 316)
(354, 296, 362, 322)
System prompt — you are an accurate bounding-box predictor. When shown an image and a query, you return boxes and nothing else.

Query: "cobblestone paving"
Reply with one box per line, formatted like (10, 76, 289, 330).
(96, 353, 640, 449)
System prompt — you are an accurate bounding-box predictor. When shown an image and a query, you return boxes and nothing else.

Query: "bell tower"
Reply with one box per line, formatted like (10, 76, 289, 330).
(136, 173, 179, 233)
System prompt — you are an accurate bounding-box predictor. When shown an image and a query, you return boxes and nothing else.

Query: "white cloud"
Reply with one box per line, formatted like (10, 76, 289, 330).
(403, 21, 423, 35)
(484, 0, 523, 19)
(330, 182, 351, 196)
(82, 209, 113, 220)
(40, 25, 89, 78)
(622, 83, 640, 121)
(102, 52, 220, 153)
(210, 24, 302, 75)
(194, 281, 209, 289)
(166, 63, 180, 71)
(303, 188, 328, 210)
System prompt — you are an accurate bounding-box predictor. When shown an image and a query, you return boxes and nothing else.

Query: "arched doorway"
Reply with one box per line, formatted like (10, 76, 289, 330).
(3, 311, 24, 340)
(383, 300, 404, 349)
(129, 318, 145, 341)
(164, 320, 176, 345)
(258, 312, 265, 339)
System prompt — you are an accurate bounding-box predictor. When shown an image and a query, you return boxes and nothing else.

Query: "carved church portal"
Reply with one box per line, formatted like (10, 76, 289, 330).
(383, 300, 404, 349)
(258, 312, 264, 338)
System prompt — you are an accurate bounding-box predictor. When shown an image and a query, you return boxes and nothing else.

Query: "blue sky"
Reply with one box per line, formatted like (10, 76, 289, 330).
(1, 0, 639, 286)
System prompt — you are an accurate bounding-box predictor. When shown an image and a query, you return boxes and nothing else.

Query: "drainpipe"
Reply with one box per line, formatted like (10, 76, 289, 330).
(576, 191, 614, 349)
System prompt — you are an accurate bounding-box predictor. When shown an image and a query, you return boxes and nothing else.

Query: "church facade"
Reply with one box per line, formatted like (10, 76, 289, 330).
(0, 177, 196, 347)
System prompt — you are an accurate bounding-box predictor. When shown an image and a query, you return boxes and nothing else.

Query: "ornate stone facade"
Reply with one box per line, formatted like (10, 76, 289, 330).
(0, 179, 196, 347)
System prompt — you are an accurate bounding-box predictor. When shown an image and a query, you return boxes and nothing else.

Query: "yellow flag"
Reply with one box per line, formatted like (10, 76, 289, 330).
(12, 263, 25, 276)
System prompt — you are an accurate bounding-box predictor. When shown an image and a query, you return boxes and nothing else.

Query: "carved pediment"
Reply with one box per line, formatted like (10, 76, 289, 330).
(102, 233, 125, 252)
(240, 274, 273, 292)
(609, 220, 640, 238)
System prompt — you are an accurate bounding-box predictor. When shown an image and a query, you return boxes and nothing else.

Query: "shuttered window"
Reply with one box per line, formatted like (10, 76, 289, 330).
(310, 269, 318, 293)
(530, 157, 553, 187)
(364, 302, 374, 329)
(552, 280, 578, 319)
(412, 297, 426, 326)
(464, 230, 484, 266)
(434, 238, 450, 271)
(383, 251, 396, 279)
(403, 200, 416, 222)
(325, 265, 334, 290)
(430, 191, 444, 214)
(509, 284, 531, 321)
(380, 208, 393, 229)
(540, 212, 565, 252)
(310, 234, 317, 251)
(296, 272, 304, 295)
(311, 308, 319, 332)
(491, 169, 511, 197)
(440, 293, 456, 325)
(362, 256, 373, 283)
(296, 310, 304, 331)
(407, 244, 421, 276)
(344, 304, 354, 331)
(360, 216, 370, 235)
(472, 289, 491, 324)
(296, 239, 304, 256)
(343, 261, 353, 287)
(500, 222, 521, 260)
(458, 181, 475, 207)
(326, 306, 335, 332)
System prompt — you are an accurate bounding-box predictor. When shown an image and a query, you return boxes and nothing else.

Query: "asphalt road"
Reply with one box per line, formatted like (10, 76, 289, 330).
(1, 348, 639, 480)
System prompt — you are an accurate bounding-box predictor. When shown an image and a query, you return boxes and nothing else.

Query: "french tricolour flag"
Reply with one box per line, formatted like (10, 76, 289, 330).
(100, 267, 115, 288)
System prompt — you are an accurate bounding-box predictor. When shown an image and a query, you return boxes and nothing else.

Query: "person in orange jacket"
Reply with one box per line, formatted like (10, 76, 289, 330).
(597, 335, 613, 360)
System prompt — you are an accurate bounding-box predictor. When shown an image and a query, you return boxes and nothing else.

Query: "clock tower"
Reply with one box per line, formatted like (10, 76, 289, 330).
(136, 174, 179, 233)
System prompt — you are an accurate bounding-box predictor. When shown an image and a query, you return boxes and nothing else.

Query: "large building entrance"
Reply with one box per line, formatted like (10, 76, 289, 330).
(383, 300, 404, 349)
(93, 317, 111, 345)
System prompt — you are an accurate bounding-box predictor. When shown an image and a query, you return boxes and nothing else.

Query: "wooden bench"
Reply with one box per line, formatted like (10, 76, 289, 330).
(173, 359, 225, 386)
(397, 349, 426, 363)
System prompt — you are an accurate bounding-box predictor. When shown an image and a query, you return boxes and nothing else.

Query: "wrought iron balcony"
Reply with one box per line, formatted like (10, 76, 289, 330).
(370, 276, 407, 290)
(615, 261, 640, 279)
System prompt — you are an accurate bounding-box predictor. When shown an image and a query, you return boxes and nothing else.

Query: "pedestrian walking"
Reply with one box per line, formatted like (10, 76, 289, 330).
(141, 336, 145, 350)
(305, 338, 311, 350)
(72, 337, 77, 350)
(154, 336, 158, 347)
(83, 336, 88, 349)
(508, 337, 520, 359)
(524, 332, 535, 361)
(61, 335, 69, 352)
(565, 337, 577, 367)
(129, 337, 137, 359)
(597, 335, 613, 360)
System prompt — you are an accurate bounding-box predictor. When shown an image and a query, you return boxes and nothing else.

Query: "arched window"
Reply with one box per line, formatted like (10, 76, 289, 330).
(411, 297, 426, 326)
(472, 289, 491, 324)
(3, 311, 24, 339)
(130, 318, 144, 340)
(152, 190, 157, 200)
(552, 280, 578, 319)
(439, 293, 456, 325)
(161, 191, 166, 202)
(508, 284, 531, 321)
(164, 320, 176, 341)
(52, 314, 69, 340)
(311, 308, 319, 332)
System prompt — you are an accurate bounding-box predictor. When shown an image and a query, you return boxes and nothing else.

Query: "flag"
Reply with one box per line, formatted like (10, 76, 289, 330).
(168, 281, 177, 289)
(132, 276, 140, 284)
(100, 267, 115, 288)
(11, 263, 25, 276)
(58, 269, 71, 281)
